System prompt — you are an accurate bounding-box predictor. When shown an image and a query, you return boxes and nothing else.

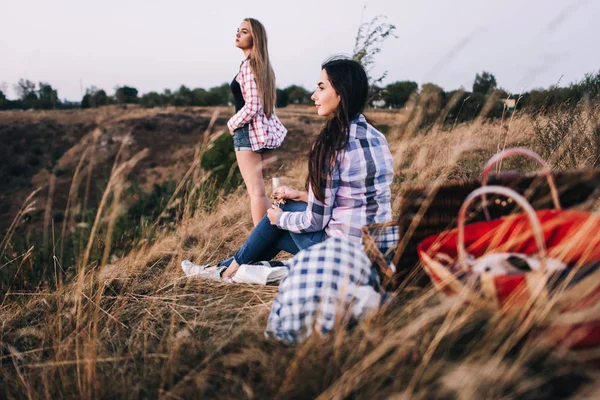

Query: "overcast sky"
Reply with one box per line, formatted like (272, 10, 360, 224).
(1, 0, 599, 101)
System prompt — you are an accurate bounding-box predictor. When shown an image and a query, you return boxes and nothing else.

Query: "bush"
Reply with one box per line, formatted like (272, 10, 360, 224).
(26, 154, 40, 166)
(53, 167, 66, 177)
(12, 142, 24, 154)
(51, 148, 63, 162)
(201, 132, 242, 192)
(0, 201, 10, 214)
(8, 164, 26, 176)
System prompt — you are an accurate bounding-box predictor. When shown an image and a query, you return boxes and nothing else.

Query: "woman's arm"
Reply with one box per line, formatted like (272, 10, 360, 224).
(227, 61, 260, 132)
(275, 170, 340, 233)
(272, 186, 308, 204)
(298, 191, 308, 203)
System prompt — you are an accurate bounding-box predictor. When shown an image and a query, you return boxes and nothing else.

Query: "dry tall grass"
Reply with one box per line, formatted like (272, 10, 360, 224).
(1, 100, 599, 399)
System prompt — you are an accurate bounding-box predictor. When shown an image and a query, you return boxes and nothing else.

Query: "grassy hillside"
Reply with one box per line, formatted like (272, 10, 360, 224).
(1, 100, 600, 398)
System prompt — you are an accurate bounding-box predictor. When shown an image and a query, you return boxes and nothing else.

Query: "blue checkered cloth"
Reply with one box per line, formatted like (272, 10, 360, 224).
(265, 236, 381, 343)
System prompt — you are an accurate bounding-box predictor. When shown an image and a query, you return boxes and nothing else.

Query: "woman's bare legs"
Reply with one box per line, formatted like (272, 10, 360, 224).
(235, 150, 271, 226)
(261, 150, 278, 171)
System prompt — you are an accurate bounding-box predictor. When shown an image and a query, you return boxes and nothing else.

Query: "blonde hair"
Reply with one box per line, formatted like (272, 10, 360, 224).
(245, 18, 276, 118)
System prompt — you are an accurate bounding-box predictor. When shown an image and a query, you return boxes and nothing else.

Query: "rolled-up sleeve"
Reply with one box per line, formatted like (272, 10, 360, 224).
(276, 168, 340, 233)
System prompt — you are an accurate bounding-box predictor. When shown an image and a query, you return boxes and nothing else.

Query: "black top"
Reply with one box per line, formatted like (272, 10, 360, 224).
(231, 74, 245, 112)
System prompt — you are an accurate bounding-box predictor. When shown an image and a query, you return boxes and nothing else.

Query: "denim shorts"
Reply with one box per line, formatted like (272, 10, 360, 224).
(233, 124, 273, 153)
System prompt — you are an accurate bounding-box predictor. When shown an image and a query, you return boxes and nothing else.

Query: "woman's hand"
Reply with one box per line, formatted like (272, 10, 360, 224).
(267, 204, 283, 225)
(222, 263, 239, 279)
(271, 185, 302, 204)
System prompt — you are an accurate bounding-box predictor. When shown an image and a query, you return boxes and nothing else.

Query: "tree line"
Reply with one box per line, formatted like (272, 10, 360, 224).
(0, 80, 316, 110)
(1, 70, 599, 120)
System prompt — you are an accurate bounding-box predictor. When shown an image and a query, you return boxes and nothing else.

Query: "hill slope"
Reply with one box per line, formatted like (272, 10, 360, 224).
(1, 104, 600, 398)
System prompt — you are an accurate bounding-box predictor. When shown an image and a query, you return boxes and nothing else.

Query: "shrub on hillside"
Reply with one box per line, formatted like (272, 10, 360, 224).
(26, 154, 40, 166)
(31, 145, 43, 156)
(7, 163, 26, 176)
(200, 132, 242, 192)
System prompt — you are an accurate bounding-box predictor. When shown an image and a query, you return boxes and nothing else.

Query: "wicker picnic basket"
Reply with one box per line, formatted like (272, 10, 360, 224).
(362, 148, 600, 289)
(417, 186, 600, 362)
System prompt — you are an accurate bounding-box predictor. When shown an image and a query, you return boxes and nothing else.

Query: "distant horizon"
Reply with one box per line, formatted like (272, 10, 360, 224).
(3, 66, 599, 104)
(2, 0, 599, 102)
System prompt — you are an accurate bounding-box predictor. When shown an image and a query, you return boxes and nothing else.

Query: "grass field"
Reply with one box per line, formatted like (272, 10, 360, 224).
(1, 99, 600, 398)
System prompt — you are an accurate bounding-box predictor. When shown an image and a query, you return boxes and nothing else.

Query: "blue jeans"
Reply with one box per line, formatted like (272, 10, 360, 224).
(218, 200, 328, 268)
(233, 124, 273, 153)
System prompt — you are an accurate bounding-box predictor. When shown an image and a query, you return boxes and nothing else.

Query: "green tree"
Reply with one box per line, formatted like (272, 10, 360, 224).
(81, 86, 109, 108)
(162, 89, 174, 105)
(215, 83, 233, 105)
(421, 83, 444, 94)
(205, 83, 232, 106)
(383, 81, 418, 108)
(204, 91, 223, 106)
(37, 82, 59, 109)
(473, 71, 497, 94)
(173, 85, 193, 106)
(115, 86, 138, 104)
(14, 79, 38, 102)
(368, 84, 385, 106)
(0, 89, 6, 110)
(81, 94, 91, 108)
(139, 92, 164, 108)
(286, 85, 311, 105)
(93, 89, 109, 107)
(276, 88, 289, 108)
(192, 88, 208, 106)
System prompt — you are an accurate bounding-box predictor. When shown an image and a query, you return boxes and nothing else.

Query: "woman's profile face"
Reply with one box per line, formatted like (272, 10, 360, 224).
(311, 69, 340, 118)
(235, 20, 253, 50)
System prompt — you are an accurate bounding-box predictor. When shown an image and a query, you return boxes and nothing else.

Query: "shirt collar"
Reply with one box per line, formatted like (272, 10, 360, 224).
(239, 53, 251, 67)
(348, 113, 366, 138)
(352, 113, 366, 124)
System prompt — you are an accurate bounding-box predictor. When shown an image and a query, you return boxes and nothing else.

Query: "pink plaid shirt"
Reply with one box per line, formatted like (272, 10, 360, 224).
(227, 56, 287, 151)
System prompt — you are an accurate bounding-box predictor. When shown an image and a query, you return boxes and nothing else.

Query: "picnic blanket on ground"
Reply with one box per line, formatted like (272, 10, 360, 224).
(266, 237, 382, 343)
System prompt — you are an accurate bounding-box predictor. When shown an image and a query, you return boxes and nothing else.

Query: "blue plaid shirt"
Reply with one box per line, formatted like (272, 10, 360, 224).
(276, 114, 394, 241)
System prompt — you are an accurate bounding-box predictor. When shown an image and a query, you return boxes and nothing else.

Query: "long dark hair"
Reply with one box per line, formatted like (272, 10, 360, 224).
(307, 57, 369, 203)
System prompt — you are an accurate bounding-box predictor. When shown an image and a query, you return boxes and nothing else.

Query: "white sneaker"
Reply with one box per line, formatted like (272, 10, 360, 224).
(181, 260, 223, 280)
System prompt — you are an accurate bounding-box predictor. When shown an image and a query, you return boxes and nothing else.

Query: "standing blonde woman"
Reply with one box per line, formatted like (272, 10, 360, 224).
(228, 18, 287, 225)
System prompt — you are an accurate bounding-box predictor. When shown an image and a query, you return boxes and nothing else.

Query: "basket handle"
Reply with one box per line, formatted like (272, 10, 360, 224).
(457, 186, 548, 273)
(481, 148, 561, 219)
